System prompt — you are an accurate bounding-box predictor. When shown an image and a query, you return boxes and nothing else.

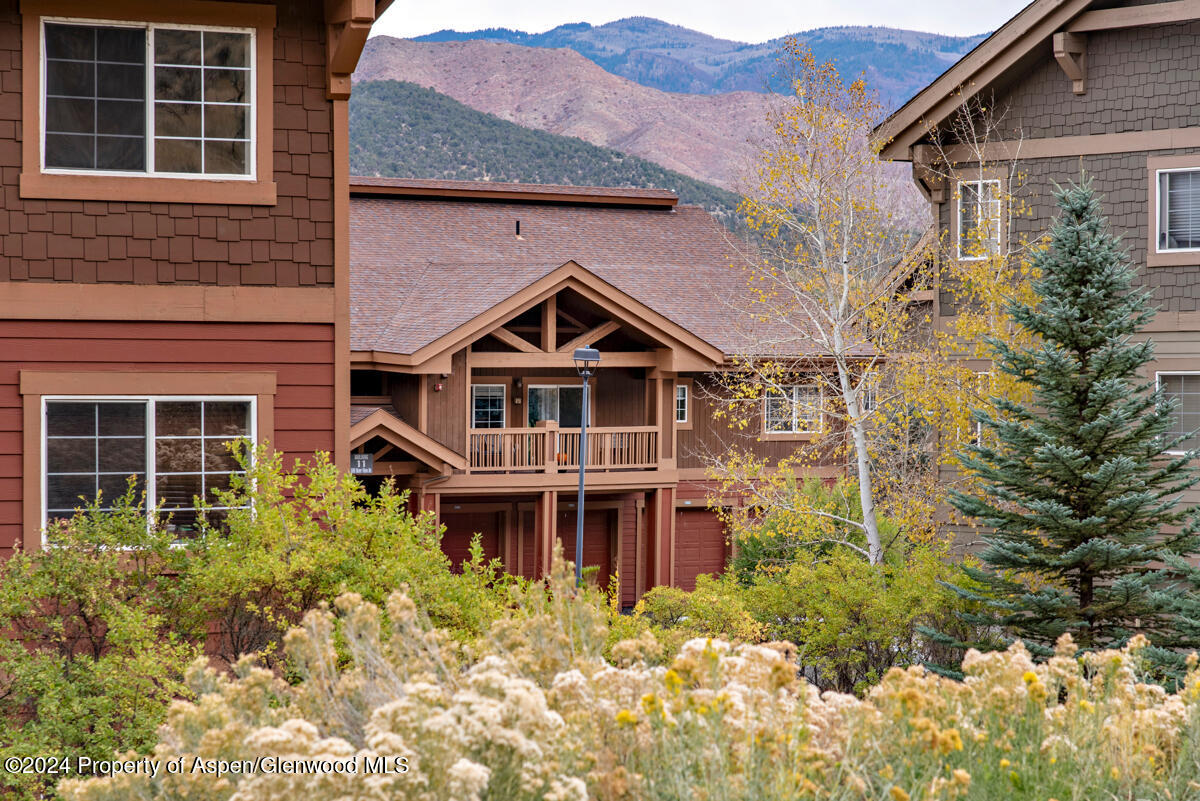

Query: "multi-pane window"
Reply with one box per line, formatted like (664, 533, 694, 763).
(1157, 170, 1200, 252)
(44, 398, 254, 536)
(675, 383, 688, 424)
(764, 385, 821, 434)
(1160, 373, 1200, 452)
(471, 385, 506, 429)
(957, 179, 1002, 259)
(43, 20, 253, 176)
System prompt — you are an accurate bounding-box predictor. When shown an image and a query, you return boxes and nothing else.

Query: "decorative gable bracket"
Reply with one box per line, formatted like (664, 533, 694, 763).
(1053, 32, 1087, 96)
(911, 144, 947, 204)
(325, 0, 376, 100)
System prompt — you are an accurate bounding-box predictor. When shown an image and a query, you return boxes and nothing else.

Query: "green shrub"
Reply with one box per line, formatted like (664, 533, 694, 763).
(183, 445, 507, 666)
(0, 486, 199, 801)
(0, 448, 511, 799)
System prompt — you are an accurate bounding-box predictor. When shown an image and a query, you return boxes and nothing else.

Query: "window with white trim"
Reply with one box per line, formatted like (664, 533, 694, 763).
(1156, 169, 1200, 252)
(957, 179, 1001, 259)
(859, 373, 878, 413)
(44, 397, 254, 536)
(471, 384, 506, 429)
(42, 19, 253, 176)
(764, 385, 821, 434)
(675, 383, 688, 424)
(1159, 373, 1200, 453)
(955, 371, 992, 447)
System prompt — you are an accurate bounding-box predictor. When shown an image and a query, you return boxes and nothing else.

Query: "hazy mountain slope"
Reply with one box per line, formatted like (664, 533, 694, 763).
(348, 80, 744, 220)
(354, 37, 772, 190)
(413, 17, 987, 106)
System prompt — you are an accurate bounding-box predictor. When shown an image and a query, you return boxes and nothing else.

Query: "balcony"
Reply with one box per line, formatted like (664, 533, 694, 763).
(468, 422, 659, 473)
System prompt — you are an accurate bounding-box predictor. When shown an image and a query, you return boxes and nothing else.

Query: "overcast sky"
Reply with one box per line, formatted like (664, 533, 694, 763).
(372, 1, 1030, 43)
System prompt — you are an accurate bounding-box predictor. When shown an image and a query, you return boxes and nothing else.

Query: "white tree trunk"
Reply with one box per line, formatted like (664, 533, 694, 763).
(837, 361, 883, 565)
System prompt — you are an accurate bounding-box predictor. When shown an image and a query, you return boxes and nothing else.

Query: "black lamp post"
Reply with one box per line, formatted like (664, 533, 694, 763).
(572, 345, 600, 586)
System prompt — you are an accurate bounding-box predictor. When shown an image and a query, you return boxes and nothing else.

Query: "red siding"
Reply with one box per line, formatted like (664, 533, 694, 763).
(0, 319, 336, 557)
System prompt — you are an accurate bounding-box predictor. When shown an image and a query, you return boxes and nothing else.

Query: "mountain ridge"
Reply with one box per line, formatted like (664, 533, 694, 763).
(348, 79, 744, 222)
(354, 37, 773, 190)
(409, 16, 988, 104)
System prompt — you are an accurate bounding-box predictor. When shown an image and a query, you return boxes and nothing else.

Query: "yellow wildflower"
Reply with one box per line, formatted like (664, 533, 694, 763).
(952, 769, 971, 787)
(1111, 766, 1120, 781)
(1022, 670, 1038, 684)
(889, 787, 910, 801)
(615, 709, 637, 726)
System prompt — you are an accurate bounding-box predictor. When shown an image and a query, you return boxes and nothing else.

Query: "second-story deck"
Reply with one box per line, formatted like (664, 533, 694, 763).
(468, 422, 659, 473)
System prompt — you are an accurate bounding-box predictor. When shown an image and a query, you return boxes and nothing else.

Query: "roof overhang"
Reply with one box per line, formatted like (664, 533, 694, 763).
(350, 408, 467, 473)
(353, 260, 728, 373)
(877, 0, 1094, 161)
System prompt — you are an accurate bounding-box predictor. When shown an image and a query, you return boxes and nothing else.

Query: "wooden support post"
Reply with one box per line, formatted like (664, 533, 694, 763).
(648, 487, 675, 588)
(541, 296, 556, 351)
(536, 490, 558, 577)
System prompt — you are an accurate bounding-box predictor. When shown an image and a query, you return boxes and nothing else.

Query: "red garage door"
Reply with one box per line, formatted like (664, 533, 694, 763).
(440, 510, 502, 571)
(557, 508, 613, 585)
(674, 509, 727, 591)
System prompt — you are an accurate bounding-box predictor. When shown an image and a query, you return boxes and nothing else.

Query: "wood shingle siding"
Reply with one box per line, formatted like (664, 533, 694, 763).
(0, 2, 334, 285)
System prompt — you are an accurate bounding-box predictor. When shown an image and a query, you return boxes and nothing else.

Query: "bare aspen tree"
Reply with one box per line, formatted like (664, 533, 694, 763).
(716, 42, 927, 564)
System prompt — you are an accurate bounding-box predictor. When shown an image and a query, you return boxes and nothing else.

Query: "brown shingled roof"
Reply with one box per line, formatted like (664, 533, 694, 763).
(351, 195, 762, 357)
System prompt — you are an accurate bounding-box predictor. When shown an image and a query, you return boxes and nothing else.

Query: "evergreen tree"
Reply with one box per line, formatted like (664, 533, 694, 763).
(936, 179, 1200, 662)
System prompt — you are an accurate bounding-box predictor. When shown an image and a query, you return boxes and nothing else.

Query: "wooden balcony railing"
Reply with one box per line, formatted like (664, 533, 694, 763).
(468, 423, 659, 473)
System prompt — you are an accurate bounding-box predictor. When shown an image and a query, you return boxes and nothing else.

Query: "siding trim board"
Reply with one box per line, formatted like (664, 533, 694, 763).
(19, 0, 278, 205)
(942, 129, 1200, 164)
(0, 284, 335, 323)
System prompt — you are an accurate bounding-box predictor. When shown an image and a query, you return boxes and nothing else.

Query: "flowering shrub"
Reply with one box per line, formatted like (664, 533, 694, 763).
(59, 557, 1200, 801)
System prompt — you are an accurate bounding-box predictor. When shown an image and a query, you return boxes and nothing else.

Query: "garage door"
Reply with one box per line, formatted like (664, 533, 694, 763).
(674, 509, 727, 591)
(557, 508, 613, 585)
(440, 510, 502, 571)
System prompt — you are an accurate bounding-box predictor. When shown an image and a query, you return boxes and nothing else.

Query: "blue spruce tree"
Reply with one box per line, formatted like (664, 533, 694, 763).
(937, 179, 1200, 663)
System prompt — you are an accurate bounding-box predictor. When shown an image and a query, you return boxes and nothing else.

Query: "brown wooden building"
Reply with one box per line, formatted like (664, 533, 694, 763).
(878, 0, 1200, 528)
(0, 1, 829, 602)
(347, 178, 831, 604)
(0, 0, 390, 556)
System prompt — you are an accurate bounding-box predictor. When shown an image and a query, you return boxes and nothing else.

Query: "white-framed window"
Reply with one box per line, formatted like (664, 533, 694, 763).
(1156, 169, 1200, 253)
(527, 385, 586, 427)
(955, 371, 992, 447)
(42, 396, 255, 536)
(764, 385, 821, 434)
(859, 373, 878, 413)
(675, 382, 688, 424)
(1158, 372, 1200, 453)
(957, 179, 1002, 260)
(41, 18, 254, 177)
(471, 384, 506, 429)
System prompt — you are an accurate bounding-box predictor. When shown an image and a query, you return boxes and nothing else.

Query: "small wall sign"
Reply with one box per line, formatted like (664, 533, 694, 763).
(350, 453, 373, 475)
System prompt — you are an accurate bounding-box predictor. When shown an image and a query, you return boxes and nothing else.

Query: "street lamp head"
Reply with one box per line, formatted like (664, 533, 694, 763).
(573, 346, 601, 376)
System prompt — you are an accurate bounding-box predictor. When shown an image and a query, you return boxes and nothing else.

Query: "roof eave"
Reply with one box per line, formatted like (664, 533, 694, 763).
(354, 261, 728, 371)
(877, 0, 1092, 161)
